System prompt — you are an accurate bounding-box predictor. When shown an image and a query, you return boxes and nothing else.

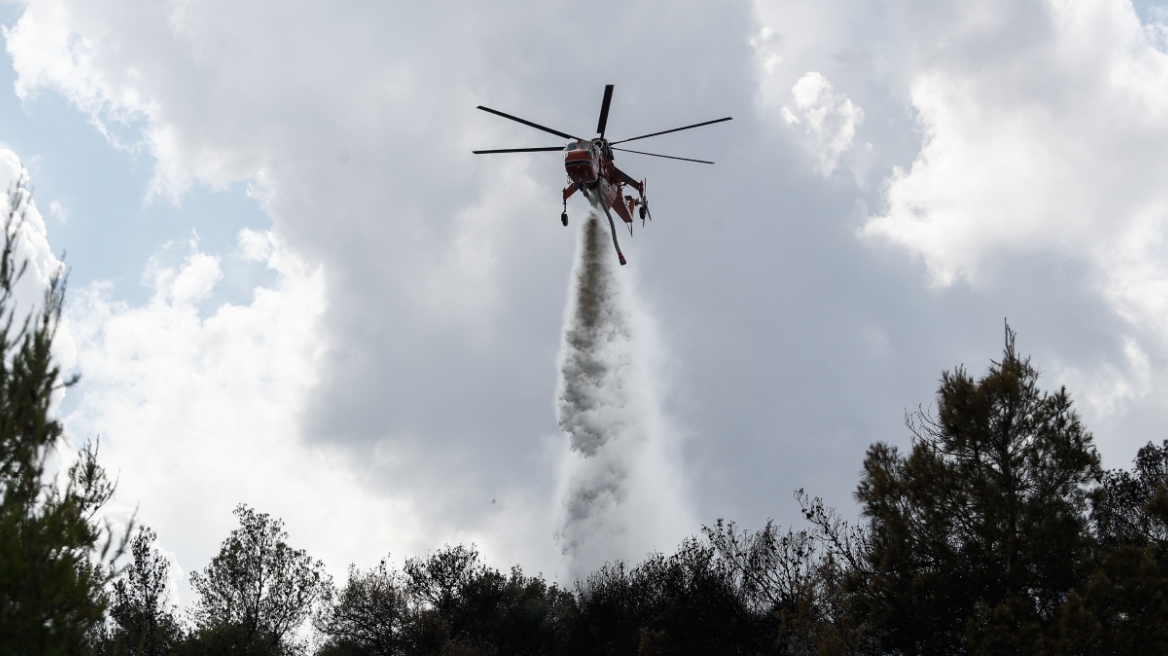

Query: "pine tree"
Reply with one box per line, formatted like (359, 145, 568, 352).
(854, 325, 1101, 654)
(105, 526, 184, 655)
(0, 185, 126, 655)
(315, 558, 411, 656)
(1050, 441, 1168, 654)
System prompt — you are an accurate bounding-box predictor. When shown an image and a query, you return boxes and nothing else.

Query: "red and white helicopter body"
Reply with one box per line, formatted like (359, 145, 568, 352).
(474, 85, 730, 265)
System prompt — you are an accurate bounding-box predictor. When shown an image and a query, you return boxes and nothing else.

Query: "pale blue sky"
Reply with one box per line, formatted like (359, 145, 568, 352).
(0, 1, 270, 309)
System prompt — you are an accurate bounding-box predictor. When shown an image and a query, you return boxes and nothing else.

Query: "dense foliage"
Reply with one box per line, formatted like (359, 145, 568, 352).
(78, 328, 1166, 655)
(184, 505, 331, 655)
(853, 330, 1103, 654)
(0, 187, 126, 656)
(2, 186, 1165, 653)
(98, 527, 184, 655)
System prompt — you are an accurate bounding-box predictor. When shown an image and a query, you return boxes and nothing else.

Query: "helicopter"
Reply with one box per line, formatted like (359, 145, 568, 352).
(473, 84, 730, 265)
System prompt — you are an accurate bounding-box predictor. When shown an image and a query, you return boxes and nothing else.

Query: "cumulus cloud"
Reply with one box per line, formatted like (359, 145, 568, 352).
(863, 0, 1168, 282)
(29, 0, 1168, 595)
(61, 230, 434, 599)
(749, 2, 887, 183)
(0, 3, 882, 607)
(749, 26, 783, 76)
(781, 72, 865, 177)
(1144, 6, 1168, 51)
(855, 0, 1168, 420)
(738, 0, 1168, 462)
(1051, 336, 1153, 420)
(3, 0, 755, 583)
(0, 150, 75, 390)
(4, 1, 158, 155)
(0, 151, 65, 299)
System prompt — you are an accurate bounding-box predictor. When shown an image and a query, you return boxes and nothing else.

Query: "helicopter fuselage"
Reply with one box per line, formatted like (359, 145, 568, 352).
(473, 83, 729, 266)
(563, 139, 640, 226)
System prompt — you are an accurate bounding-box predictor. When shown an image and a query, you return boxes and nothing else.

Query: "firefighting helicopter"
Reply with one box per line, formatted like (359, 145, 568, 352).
(473, 84, 731, 265)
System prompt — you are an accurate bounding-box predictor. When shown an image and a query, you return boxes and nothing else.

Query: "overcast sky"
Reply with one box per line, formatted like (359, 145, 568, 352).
(3, 0, 1168, 603)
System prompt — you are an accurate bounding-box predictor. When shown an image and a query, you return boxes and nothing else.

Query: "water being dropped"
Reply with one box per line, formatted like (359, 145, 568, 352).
(554, 214, 693, 580)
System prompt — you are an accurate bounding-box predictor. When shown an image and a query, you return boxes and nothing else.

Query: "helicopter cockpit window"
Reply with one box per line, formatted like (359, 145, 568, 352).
(567, 142, 595, 154)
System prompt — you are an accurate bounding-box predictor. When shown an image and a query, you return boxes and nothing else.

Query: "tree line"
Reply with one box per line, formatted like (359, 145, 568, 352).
(2, 186, 1167, 655)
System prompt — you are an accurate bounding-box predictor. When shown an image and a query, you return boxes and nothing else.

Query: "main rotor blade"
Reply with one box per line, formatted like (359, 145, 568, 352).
(476, 106, 581, 141)
(596, 84, 614, 138)
(611, 116, 733, 145)
(472, 147, 564, 154)
(613, 147, 714, 164)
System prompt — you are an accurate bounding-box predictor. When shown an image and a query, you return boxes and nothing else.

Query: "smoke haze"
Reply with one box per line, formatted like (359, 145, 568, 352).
(554, 213, 692, 580)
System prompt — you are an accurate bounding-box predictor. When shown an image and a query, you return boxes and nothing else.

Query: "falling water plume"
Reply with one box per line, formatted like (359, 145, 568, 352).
(554, 213, 692, 580)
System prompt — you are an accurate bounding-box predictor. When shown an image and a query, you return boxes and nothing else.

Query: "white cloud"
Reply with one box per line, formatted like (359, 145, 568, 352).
(0, 150, 59, 283)
(749, 26, 783, 76)
(863, 0, 1168, 281)
(47, 199, 67, 223)
(1052, 336, 1152, 420)
(780, 72, 865, 177)
(743, 0, 1168, 459)
(61, 231, 434, 597)
(1144, 6, 1168, 51)
(4, 0, 156, 152)
(1, 0, 761, 579)
(238, 227, 275, 263)
(857, 0, 1168, 422)
(11, 0, 1167, 530)
(31, 0, 1168, 594)
(2, 0, 572, 328)
(0, 150, 76, 415)
(143, 244, 220, 304)
(749, 3, 886, 183)
(0, 151, 67, 317)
